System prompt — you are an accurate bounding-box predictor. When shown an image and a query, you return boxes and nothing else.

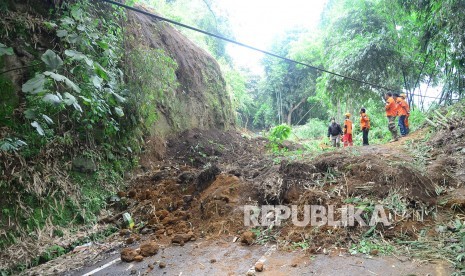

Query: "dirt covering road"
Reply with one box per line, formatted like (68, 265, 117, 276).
(25, 112, 465, 275)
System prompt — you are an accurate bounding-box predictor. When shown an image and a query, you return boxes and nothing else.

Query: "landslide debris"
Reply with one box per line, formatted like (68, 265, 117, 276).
(111, 127, 445, 256)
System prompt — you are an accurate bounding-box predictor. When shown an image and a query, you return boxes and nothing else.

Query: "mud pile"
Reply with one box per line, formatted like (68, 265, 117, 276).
(113, 128, 444, 256)
(255, 151, 436, 206)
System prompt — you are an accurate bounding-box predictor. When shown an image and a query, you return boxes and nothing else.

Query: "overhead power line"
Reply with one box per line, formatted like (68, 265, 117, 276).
(100, 0, 442, 100)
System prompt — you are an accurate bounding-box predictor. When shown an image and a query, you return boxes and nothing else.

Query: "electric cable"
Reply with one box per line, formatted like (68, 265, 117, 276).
(99, 0, 440, 100)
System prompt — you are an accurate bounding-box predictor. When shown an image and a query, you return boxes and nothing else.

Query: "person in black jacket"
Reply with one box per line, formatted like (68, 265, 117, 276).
(327, 117, 343, 147)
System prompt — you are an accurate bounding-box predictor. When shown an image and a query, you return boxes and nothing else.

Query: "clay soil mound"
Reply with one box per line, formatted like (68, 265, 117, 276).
(110, 124, 463, 262)
(255, 150, 436, 206)
(165, 128, 268, 167)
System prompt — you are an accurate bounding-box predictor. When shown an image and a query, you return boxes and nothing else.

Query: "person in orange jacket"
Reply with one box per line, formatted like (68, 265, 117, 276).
(360, 108, 370, 146)
(400, 93, 410, 135)
(385, 92, 400, 142)
(343, 113, 353, 147)
(396, 93, 409, 136)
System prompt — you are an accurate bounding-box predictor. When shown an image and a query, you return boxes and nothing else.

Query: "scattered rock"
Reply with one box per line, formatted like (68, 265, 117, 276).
(240, 231, 256, 245)
(291, 263, 298, 267)
(148, 263, 154, 269)
(162, 216, 178, 225)
(152, 170, 169, 182)
(255, 262, 264, 272)
(156, 210, 170, 219)
(125, 237, 135, 244)
(134, 255, 144, 262)
(140, 228, 153, 235)
(228, 169, 242, 177)
(121, 248, 138, 262)
(171, 232, 194, 244)
(210, 259, 216, 263)
(72, 156, 97, 173)
(140, 241, 159, 257)
(370, 249, 379, 256)
(155, 229, 166, 235)
(183, 195, 194, 203)
(159, 261, 166, 268)
(178, 172, 196, 184)
(196, 164, 221, 193)
(128, 190, 137, 198)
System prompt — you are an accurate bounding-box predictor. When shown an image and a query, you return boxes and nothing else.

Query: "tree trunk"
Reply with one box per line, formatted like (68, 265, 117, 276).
(287, 98, 306, 125)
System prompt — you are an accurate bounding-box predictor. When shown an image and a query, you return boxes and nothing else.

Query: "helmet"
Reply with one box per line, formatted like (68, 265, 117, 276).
(345, 113, 351, 117)
(400, 93, 407, 98)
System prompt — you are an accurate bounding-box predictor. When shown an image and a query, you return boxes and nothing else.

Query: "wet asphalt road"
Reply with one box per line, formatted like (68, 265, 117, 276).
(72, 238, 450, 276)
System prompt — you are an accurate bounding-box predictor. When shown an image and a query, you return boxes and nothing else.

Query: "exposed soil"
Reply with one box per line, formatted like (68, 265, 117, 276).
(24, 118, 465, 274)
(108, 124, 460, 257)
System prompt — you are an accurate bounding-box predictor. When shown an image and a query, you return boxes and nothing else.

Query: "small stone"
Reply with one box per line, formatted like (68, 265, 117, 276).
(140, 241, 159, 257)
(159, 262, 166, 268)
(210, 259, 216, 263)
(240, 231, 256, 245)
(140, 228, 153, 235)
(291, 263, 298, 267)
(134, 255, 144, 262)
(128, 190, 137, 198)
(120, 248, 138, 262)
(148, 264, 154, 269)
(130, 269, 137, 275)
(171, 233, 194, 244)
(255, 262, 264, 272)
(370, 249, 379, 256)
(125, 237, 134, 244)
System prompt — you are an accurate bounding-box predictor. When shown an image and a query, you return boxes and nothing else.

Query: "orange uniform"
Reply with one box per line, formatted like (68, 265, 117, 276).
(360, 113, 370, 129)
(343, 118, 353, 147)
(396, 97, 409, 116)
(385, 97, 397, 117)
(344, 119, 353, 134)
(403, 97, 410, 129)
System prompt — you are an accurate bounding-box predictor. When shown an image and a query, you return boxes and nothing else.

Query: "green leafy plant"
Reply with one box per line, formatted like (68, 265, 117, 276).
(350, 238, 394, 255)
(0, 138, 27, 152)
(268, 124, 292, 153)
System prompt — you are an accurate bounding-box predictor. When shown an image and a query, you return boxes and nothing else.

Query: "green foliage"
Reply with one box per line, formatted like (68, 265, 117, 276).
(0, 43, 14, 56)
(250, 227, 278, 245)
(292, 118, 328, 139)
(127, 47, 178, 130)
(253, 103, 274, 129)
(0, 138, 27, 152)
(268, 124, 292, 153)
(0, 74, 18, 127)
(408, 108, 426, 132)
(350, 238, 394, 255)
(146, 0, 233, 61)
(222, 64, 257, 128)
(269, 124, 291, 142)
(0, 0, 144, 257)
(16, 0, 127, 139)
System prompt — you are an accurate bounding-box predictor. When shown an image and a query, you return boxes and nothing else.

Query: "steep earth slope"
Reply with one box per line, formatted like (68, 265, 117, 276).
(0, 0, 234, 272)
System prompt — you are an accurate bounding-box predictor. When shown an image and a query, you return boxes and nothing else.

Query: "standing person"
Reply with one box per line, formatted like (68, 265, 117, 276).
(343, 113, 353, 147)
(385, 92, 400, 142)
(327, 117, 343, 147)
(400, 93, 410, 135)
(360, 108, 370, 146)
(396, 93, 409, 136)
